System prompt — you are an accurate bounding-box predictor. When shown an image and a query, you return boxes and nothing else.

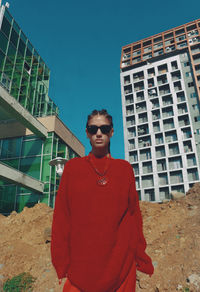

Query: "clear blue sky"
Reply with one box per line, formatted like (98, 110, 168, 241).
(9, 0, 200, 158)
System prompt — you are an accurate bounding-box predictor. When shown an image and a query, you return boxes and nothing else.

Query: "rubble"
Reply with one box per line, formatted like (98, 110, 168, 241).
(0, 183, 200, 291)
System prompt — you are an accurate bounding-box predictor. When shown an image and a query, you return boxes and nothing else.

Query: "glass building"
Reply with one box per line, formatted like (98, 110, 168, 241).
(0, 3, 84, 214)
(120, 19, 200, 201)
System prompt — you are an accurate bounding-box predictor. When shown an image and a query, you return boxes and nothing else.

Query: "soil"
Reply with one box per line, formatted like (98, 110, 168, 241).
(0, 183, 200, 292)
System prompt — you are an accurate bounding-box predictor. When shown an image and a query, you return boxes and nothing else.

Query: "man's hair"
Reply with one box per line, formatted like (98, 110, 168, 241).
(86, 109, 113, 128)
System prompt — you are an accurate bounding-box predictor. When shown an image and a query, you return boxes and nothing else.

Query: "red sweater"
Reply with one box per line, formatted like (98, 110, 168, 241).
(51, 154, 154, 292)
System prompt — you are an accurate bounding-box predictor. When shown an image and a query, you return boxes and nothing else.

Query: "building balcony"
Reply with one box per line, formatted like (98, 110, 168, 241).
(125, 96, 134, 105)
(157, 159, 167, 172)
(136, 102, 147, 113)
(129, 151, 138, 163)
(142, 161, 153, 174)
(187, 168, 199, 181)
(163, 118, 175, 131)
(142, 175, 154, 188)
(187, 154, 197, 167)
(126, 117, 135, 127)
(183, 141, 193, 153)
(158, 173, 168, 186)
(140, 149, 152, 160)
(133, 72, 144, 82)
(170, 170, 183, 184)
(178, 115, 190, 127)
(137, 124, 149, 136)
(148, 88, 157, 98)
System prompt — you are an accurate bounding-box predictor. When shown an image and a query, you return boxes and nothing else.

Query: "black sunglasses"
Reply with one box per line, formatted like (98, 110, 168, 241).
(87, 125, 112, 135)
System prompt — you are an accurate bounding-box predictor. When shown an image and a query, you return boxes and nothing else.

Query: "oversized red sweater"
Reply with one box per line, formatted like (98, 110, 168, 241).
(51, 154, 154, 292)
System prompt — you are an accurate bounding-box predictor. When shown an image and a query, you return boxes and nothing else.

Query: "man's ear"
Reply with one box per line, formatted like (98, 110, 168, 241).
(110, 128, 114, 137)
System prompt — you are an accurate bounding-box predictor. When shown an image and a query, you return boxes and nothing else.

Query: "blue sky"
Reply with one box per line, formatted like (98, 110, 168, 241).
(9, 0, 200, 158)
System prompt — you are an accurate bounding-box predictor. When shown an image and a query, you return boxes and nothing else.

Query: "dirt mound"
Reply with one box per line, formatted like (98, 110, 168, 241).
(0, 183, 200, 292)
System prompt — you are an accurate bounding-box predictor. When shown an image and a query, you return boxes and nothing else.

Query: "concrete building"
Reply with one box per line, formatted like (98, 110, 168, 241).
(0, 3, 84, 214)
(120, 19, 200, 201)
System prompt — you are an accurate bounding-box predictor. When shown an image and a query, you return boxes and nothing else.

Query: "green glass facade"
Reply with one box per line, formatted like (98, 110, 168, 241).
(0, 7, 58, 117)
(0, 133, 78, 215)
(0, 6, 82, 215)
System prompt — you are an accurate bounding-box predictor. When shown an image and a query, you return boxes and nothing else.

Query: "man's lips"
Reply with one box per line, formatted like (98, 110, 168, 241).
(95, 139, 103, 143)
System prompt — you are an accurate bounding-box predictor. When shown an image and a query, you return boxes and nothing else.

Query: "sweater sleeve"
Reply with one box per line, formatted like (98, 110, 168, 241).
(128, 169, 154, 276)
(51, 164, 70, 280)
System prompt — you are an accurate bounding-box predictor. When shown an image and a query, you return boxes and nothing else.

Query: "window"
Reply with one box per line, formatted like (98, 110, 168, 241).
(192, 104, 199, 110)
(194, 116, 200, 122)
(168, 143, 179, 155)
(21, 139, 42, 156)
(156, 146, 166, 158)
(171, 61, 178, 70)
(184, 62, 190, 67)
(158, 173, 168, 185)
(0, 137, 22, 159)
(19, 156, 41, 179)
(185, 72, 192, 77)
(158, 64, 168, 74)
(188, 82, 194, 87)
(157, 159, 166, 171)
(142, 161, 153, 174)
(190, 92, 197, 98)
(132, 164, 139, 175)
(170, 170, 183, 184)
(187, 169, 199, 181)
(124, 76, 130, 85)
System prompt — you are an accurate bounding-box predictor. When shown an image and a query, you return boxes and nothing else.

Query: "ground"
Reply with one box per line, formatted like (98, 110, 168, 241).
(0, 183, 200, 292)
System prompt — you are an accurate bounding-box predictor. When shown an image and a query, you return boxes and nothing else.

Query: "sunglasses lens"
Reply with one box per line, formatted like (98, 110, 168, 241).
(87, 125, 98, 134)
(87, 125, 112, 134)
(100, 125, 112, 134)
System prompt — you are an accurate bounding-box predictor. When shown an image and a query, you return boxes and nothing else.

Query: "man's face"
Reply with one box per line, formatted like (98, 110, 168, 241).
(86, 115, 113, 150)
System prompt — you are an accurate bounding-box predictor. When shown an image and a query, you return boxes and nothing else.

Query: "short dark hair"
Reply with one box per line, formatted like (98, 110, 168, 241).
(86, 109, 113, 128)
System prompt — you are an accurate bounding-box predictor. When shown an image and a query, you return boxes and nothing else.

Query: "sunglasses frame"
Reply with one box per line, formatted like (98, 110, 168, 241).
(87, 124, 112, 135)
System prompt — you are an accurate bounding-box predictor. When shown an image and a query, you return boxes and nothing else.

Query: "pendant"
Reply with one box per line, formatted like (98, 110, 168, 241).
(97, 177, 108, 186)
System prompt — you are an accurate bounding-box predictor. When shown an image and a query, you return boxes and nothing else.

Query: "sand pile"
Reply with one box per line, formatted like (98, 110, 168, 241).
(0, 183, 200, 291)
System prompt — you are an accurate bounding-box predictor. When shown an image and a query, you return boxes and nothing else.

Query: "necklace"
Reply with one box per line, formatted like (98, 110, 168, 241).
(86, 153, 111, 186)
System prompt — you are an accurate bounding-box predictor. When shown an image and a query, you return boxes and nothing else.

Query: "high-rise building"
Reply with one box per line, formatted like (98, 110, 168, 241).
(120, 19, 200, 202)
(0, 3, 84, 214)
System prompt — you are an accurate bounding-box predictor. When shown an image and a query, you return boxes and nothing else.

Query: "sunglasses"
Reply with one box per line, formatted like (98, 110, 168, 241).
(87, 124, 112, 135)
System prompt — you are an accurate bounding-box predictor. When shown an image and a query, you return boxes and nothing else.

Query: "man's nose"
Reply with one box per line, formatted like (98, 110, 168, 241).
(96, 128, 102, 135)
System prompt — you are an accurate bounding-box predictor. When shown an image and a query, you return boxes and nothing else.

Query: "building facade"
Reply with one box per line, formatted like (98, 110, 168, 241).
(120, 19, 200, 201)
(0, 3, 84, 214)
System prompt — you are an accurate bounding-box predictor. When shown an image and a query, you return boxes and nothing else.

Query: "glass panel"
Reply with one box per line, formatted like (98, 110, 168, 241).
(40, 194, 49, 204)
(7, 41, 16, 61)
(57, 140, 66, 158)
(43, 137, 52, 155)
(19, 156, 41, 179)
(10, 27, 19, 48)
(1, 138, 22, 158)
(52, 136, 57, 158)
(0, 184, 16, 214)
(4, 57, 13, 79)
(0, 31, 9, 53)
(13, 21, 20, 34)
(41, 155, 51, 182)
(1, 16, 11, 38)
(16, 193, 40, 213)
(21, 139, 42, 156)
(2, 159, 19, 169)
(0, 50, 5, 71)
(18, 38, 26, 56)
